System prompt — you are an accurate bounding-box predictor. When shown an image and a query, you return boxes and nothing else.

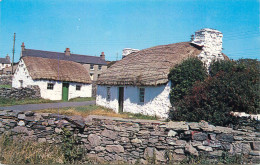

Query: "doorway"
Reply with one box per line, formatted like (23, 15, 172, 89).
(118, 87, 124, 113)
(62, 83, 69, 101)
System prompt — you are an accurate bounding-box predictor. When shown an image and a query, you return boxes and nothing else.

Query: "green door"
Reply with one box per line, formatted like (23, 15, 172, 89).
(62, 83, 69, 101)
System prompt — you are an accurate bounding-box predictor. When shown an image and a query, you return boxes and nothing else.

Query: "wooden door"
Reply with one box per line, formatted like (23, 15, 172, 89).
(62, 83, 69, 101)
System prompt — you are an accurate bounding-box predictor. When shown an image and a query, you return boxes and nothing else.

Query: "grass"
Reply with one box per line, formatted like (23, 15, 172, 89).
(0, 84, 11, 88)
(0, 134, 65, 164)
(36, 105, 159, 120)
(0, 97, 95, 107)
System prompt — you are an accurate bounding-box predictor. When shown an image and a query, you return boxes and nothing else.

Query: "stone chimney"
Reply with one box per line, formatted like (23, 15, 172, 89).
(122, 48, 139, 59)
(100, 52, 105, 60)
(21, 42, 25, 51)
(5, 54, 10, 63)
(64, 48, 71, 56)
(191, 28, 224, 69)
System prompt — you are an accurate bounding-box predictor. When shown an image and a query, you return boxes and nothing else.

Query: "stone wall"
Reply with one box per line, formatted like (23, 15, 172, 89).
(0, 75, 12, 85)
(0, 110, 259, 164)
(0, 85, 41, 99)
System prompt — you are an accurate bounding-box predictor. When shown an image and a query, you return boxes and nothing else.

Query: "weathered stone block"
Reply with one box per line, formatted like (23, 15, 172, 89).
(101, 129, 118, 140)
(167, 121, 189, 130)
(193, 132, 208, 141)
(106, 145, 124, 153)
(216, 133, 234, 142)
(88, 134, 101, 147)
(185, 144, 198, 156)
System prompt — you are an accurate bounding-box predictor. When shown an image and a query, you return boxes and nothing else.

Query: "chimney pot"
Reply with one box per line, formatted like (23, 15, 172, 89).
(21, 42, 25, 51)
(65, 48, 71, 56)
(100, 52, 105, 60)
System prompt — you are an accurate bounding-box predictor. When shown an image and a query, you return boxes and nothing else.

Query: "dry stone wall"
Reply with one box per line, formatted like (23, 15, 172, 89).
(0, 110, 259, 164)
(0, 75, 12, 85)
(0, 85, 41, 99)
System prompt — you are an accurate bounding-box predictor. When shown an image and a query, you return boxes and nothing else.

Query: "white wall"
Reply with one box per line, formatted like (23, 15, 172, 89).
(0, 64, 11, 71)
(12, 59, 92, 100)
(96, 85, 120, 112)
(96, 82, 172, 118)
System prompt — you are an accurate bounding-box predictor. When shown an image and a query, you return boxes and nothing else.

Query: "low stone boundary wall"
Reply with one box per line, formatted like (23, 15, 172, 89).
(0, 110, 259, 164)
(0, 85, 41, 99)
(0, 75, 12, 85)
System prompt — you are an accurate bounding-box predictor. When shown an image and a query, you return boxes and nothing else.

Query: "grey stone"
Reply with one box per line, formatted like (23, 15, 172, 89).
(64, 115, 85, 128)
(94, 146, 105, 152)
(185, 144, 199, 156)
(101, 129, 118, 140)
(88, 134, 101, 147)
(38, 138, 47, 143)
(209, 150, 223, 157)
(175, 148, 184, 154)
(54, 128, 63, 134)
(144, 147, 154, 158)
(106, 145, 124, 153)
(168, 130, 177, 137)
(167, 121, 189, 130)
(18, 114, 26, 120)
(249, 151, 260, 156)
(25, 111, 34, 116)
(155, 150, 166, 162)
(197, 145, 213, 152)
(172, 153, 186, 162)
(193, 132, 208, 141)
(252, 142, 260, 151)
(217, 133, 234, 142)
(131, 138, 142, 144)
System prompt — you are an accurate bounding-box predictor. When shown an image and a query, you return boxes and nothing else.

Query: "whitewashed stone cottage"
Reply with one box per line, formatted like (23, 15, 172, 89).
(96, 28, 228, 118)
(12, 56, 92, 101)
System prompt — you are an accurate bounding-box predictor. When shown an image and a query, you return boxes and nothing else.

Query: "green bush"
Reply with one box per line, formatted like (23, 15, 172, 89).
(169, 59, 260, 126)
(168, 57, 207, 105)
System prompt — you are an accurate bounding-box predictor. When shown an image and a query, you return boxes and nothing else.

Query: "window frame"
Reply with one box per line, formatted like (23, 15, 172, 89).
(47, 83, 54, 90)
(76, 85, 81, 91)
(98, 65, 102, 70)
(107, 87, 111, 101)
(90, 64, 94, 70)
(139, 87, 145, 103)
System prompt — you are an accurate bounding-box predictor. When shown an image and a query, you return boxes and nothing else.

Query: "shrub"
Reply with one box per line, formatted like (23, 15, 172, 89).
(168, 57, 207, 105)
(169, 59, 260, 126)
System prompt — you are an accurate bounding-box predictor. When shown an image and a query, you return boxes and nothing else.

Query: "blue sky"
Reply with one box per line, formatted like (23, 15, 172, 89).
(0, 0, 259, 62)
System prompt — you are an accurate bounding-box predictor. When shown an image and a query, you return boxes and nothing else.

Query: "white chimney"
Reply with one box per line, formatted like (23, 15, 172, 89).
(191, 28, 224, 69)
(122, 48, 139, 59)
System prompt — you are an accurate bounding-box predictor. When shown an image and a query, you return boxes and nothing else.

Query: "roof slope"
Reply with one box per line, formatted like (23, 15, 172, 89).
(22, 49, 107, 65)
(97, 42, 203, 86)
(22, 56, 91, 84)
(0, 58, 11, 64)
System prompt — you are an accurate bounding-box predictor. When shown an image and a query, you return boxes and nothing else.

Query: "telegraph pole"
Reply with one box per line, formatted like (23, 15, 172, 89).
(12, 33, 16, 75)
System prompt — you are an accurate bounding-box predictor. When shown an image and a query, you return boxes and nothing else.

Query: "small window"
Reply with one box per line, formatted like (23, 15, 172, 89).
(98, 65, 102, 70)
(90, 73, 94, 80)
(139, 88, 145, 103)
(47, 83, 54, 90)
(90, 64, 94, 70)
(98, 74, 101, 78)
(107, 87, 111, 101)
(76, 85, 81, 91)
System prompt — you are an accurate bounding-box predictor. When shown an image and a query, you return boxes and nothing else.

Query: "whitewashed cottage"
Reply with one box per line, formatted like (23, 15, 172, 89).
(12, 56, 92, 100)
(96, 28, 228, 118)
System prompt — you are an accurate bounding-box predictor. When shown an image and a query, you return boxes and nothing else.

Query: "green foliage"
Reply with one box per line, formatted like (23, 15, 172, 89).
(169, 59, 260, 126)
(0, 97, 58, 107)
(168, 57, 207, 104)
(0, 84, 11, 88)
(61, 128, 84, 163)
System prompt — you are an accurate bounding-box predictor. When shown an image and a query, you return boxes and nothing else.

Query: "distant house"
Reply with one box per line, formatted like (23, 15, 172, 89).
(2, 64, 18, 75)
(20, 43, 107, 81)
(12, 56, 92, 101)
(0, 54, 11, 73)
(96, 28, 228, 118)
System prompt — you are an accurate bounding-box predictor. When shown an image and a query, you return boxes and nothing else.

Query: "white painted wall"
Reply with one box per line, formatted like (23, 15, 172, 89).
(0, 63, 11, 71)
(12, 59, 92, 100)
(96, 82, 172, 118)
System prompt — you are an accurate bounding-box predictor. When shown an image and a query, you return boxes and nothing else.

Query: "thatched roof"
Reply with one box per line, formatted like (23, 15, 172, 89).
(22, 56, 91, 84)
(97, 42, 228, 86)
